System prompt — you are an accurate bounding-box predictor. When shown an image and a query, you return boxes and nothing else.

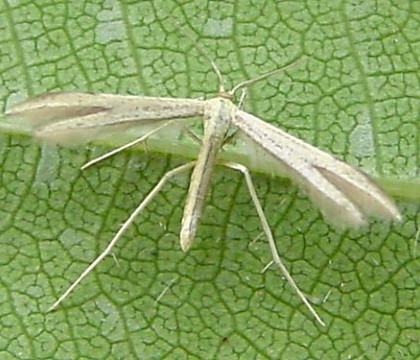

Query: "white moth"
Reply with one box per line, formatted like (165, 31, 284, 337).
(5, 60, 401, 326)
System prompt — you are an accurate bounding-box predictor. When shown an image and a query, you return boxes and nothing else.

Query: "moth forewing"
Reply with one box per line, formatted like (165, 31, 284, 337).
(5, 92, 112, 125)
(233, 110, 401, 225)
(6, 92, 206, 144)
(315, 165, 401, 221)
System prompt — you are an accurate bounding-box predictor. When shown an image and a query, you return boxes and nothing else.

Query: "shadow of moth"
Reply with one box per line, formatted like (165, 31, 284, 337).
(5, 59, 401, 326)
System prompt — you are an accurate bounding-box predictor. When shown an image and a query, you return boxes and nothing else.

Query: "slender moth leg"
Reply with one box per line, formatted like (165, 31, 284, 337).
(223, 161, 325, 326)
(48, 161, 196, 311)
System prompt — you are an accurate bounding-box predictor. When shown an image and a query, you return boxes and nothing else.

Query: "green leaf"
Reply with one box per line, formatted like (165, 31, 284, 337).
(0, 1, 418, 359)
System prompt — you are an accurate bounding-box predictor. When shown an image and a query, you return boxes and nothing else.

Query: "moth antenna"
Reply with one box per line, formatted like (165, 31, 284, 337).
(158, 8, 226, 93)
(230, 56, 307, 95)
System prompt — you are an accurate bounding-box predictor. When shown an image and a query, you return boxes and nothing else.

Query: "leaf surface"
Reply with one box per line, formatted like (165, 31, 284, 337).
(0, 1, 419, 359)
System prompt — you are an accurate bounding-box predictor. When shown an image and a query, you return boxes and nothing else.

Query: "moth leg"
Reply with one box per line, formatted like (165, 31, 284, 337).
(184, 127, 203, 145)
(222, 161, 326, 326)
(222, 128, 239, 146)
(48, 161, 196, 311)
(82, 120, 175, 170)
(154, 277, 178, 305)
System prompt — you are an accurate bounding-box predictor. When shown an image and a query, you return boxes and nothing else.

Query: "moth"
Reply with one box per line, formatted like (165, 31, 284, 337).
(5, 60, 401, 326)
